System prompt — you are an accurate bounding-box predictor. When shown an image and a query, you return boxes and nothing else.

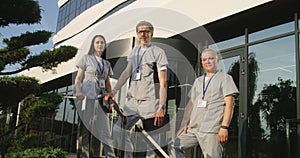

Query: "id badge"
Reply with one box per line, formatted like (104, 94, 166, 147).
(82, 97, 87, 110)
(197, 99, 207, 108)
(99, 79, 105, 88)
(133, 72, 141, 81)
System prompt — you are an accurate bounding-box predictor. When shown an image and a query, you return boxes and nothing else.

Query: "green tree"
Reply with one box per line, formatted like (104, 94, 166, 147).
(227, 52, 262, 136)
(0, 1, 77, 114)
(0, 0, 77, 75)
(257, 78, 296, 138)
(254, 78, 296, 157)
(0, 0, 41, 27)
(226, 52, 263, 157)
(0, 0, 77, 146)
(0, 76, 40, 134)
(20, 93, 63, 133)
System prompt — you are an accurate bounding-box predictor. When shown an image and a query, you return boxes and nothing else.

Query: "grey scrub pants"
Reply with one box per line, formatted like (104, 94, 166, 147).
(168, 132, 223, 158)
(78, 98, 116, 158)
(113, 114, 161, 158)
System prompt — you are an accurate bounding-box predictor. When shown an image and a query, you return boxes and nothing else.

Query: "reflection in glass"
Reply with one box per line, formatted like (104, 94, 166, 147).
(212, 36, 244, 51)
(249, 22, 294, 42)
(219, 55, 240, 158)
(56, 0, 103, 31)
(55, 87, 67, 121)
(248, 35, 296, 157)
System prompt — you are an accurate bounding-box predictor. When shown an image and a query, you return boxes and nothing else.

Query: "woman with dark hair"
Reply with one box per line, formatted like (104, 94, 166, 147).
(75, 35, 116, 158)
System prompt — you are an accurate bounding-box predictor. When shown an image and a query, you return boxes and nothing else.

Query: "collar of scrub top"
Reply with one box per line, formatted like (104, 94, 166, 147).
(93, 55, 105, 76)
(202, 70, 218, 100)
(135, 44, 151, 73)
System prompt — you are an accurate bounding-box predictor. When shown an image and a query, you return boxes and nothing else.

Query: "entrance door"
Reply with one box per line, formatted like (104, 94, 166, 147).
(218, 48, 245, 158)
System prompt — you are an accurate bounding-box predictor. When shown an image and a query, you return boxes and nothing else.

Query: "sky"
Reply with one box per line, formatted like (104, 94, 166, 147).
(0, 0, 59, 56)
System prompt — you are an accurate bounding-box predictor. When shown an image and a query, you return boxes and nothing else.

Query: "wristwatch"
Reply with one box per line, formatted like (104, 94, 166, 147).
(220, 125, 229, 129)
(159, 104, 166, 109)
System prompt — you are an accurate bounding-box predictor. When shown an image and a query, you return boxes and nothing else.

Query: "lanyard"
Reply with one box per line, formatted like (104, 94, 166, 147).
(93, 55, 105, 76)
(202, 72, 216, 99)
(135, 46, 148, 72)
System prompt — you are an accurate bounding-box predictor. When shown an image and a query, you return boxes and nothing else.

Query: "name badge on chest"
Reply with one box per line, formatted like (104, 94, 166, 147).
(99, 79, 105, 88)
(132, 72, 141, 81)
(197, 99, 207, 108)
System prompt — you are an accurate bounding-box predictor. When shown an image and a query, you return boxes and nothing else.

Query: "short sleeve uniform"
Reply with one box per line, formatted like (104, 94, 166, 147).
(76, 54, 113, 99)
(127, 45, 168, 100)
(76, 54, 116, 157)
(188, 71, 239, 133)
(123, 45, 168, 118)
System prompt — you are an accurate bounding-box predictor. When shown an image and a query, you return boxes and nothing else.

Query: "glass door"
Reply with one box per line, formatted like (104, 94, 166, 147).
(219, 35, 297, 158)
(218, 48, 244, 158)
(247, 36, 296, 158)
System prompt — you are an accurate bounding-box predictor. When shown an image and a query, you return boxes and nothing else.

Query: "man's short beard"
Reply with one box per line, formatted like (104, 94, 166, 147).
(140, 41, 151, 46)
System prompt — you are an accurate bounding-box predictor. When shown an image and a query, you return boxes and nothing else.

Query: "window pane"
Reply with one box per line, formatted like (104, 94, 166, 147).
(64, 3, 69, 17)
(70, 0, 76, 13)
(219, 54, 241, 158)
(249, 22, 294, 42)
(69, 11, 76, 21)
(86, 0, 92, 8)
(64, 99, 77, 123)
(91, 0, 99, 6)
(248, 35, 296, 157)
(213, 36, 244, 51)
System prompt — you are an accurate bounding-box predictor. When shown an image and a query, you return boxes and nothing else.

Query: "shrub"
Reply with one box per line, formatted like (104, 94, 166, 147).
(6, 147, 66, 158)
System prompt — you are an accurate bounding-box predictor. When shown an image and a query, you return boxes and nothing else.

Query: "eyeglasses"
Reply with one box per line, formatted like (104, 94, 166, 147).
(137, 30, 151, 34)
(201, 57, 217, 62)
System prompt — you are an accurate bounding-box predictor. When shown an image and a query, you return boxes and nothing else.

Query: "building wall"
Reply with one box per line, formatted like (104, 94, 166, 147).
(19, 0, 300, 157)
(21, 0, 271, 84)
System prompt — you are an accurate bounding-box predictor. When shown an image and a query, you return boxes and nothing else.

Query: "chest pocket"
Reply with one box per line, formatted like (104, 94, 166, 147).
(140, 62, 158, 83)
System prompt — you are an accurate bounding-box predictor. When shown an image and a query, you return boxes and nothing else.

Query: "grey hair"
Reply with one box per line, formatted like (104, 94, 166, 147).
(136, 21, 154, 33)
(202, 48, 219, 59)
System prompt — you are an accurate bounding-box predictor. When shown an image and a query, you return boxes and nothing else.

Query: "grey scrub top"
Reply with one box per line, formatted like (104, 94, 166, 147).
(76, 54, 113, 99)
(127, 44, 168, 101)
(188, 71, 239, 133)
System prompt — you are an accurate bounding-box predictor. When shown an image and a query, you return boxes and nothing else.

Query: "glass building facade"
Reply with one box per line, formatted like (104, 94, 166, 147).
(208, 18, 299, 158)
(34, 1, 300, 157)
(56, 0, 103, 31)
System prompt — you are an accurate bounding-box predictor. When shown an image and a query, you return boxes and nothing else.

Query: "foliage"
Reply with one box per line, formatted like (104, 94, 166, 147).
(246, 53, 265, 142)
(0, 1, 77, 156)
(0, 135, 15, 156)
(0, 0, 41, 27)
(0, 76, 40, 109)
(0, 45, 77, 75)
(2, 31, 52, 51)
(0, 0, 78, 75)
(226, 52, 262, 137)
(0, 46, 77, 75)
(20, 93, 63, 124)
(247, 52, 259, 104)
(0, 30, 52, 71)
(0, 92, 63, 156)
(19, 134, 40, 149)
(23, 45, 78, 71)
(6, 147, 66, 158)
(226, 57, 240, 136)
(8, 134, 40, 151)
(0, 48, 30, 71)
(225, 53, 296, 156)
(256, 78, 296, 138)
(0, 115, 6, 133)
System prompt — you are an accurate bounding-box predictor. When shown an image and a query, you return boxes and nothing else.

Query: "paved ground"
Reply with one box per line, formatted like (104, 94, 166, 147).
(66, 153, 77, 158)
